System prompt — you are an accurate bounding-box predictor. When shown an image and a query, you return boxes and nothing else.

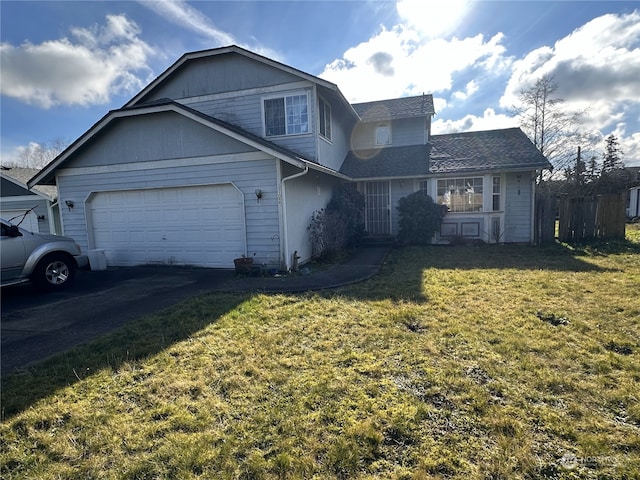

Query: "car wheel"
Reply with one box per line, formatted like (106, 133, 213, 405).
(32, 253, 76, 291)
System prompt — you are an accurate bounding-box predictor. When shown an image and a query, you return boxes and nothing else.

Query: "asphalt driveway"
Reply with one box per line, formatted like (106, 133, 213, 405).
(1, 266, 234, 376)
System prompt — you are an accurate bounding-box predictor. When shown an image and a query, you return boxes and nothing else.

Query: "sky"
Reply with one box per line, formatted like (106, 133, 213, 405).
(1, 0, 639, 169)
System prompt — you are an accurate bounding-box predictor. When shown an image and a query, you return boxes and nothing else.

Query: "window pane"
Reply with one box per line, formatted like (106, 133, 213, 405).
(285, 95, 308, 134)
(265, 98, 285, 136)
(376, 125, 390, 145)
(437, 177, 483, 212)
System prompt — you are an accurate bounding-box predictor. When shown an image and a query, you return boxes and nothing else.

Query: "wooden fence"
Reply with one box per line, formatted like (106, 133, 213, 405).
(535, 192, 626, 243)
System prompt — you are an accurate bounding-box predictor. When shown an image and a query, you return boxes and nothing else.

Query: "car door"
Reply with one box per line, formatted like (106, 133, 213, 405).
(1, 222, 27, 283)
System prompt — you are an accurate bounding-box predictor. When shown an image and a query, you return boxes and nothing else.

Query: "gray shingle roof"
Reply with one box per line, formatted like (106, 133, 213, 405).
(352, 95, 435, 122)
(429, 128, 551, 174)
(1, 167, 57, 199)
(340, 145, 431, 179)
(340, 127, 551, 179)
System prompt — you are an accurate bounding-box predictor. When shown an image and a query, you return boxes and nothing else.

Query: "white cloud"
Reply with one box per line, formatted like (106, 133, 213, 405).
(452, 80, 479, 101)
(500, 10, 640, 165)
(320, 26, 509, 103)
(433, 108, 518, 135)
(140, 0, 235, 45)
(0, 15, 154, 108)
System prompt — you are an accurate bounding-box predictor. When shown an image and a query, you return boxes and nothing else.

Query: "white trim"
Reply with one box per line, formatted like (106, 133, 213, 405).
(55, 151, 269, 177)
(261, 90, 311, 138)
(178, 81, 311, 105)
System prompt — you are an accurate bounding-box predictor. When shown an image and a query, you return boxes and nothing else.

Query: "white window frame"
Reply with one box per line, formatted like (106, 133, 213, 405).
(319, 97, 332, 141)
(375, 123, 391, 146)
(263, 92, 309, 137)
(437, 177, 484, 213)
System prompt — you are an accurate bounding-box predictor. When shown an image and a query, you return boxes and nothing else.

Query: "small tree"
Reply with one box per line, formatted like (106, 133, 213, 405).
(397, 192, 447, 245)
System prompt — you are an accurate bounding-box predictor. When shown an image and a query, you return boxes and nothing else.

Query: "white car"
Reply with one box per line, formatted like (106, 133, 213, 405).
(1, 218, 88, 290)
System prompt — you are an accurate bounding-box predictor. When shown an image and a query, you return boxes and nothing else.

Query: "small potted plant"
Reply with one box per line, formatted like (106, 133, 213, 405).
(233, 254, 254, 274)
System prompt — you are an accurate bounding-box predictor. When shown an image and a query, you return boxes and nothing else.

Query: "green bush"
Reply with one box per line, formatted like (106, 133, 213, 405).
(309, 184, 365, 260)
(397, 192, 447, 245)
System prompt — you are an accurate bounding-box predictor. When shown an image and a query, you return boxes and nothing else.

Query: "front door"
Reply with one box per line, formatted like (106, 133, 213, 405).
(364, 181, 390, 235)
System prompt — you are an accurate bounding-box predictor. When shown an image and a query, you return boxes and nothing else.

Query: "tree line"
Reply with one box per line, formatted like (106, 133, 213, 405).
(514, 75, 636, 196)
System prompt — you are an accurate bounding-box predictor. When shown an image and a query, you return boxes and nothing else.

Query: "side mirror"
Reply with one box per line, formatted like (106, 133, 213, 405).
(8, 225, 23, 237)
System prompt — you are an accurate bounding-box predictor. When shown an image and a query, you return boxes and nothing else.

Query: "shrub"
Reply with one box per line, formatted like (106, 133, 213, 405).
(309, 184, 365, 260)
(397, 192, 447, 245)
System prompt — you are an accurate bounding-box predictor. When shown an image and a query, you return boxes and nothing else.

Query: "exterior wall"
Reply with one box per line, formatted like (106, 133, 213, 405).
(56, 156, 281, 267)
(0, 197, 53, 234)
(142, 54, 303, 102)
(388, 173, 536, 244)
(350, 117, 427, 150)
(504, 171, 535, 243)
(185, 85, 317, 161)
(282, 164, 340, 266)
(627, 186, 640, 218)
(317, 99, 354, 172)
(1, 178, 54, 234)
(72, 112, 255, 168)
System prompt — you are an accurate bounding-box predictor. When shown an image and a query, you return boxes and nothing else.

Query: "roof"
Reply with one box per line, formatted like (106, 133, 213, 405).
(429, 128, 552, 174)
(28, 100, 348, 188)
(340, 145, 431, 179)
(352, 95, 435, 122)
(1, 167, 56, 200)
(341, 127, 551, 179)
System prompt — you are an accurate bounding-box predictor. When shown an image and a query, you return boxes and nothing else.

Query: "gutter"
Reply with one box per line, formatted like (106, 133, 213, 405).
(280, 164, 309, 270)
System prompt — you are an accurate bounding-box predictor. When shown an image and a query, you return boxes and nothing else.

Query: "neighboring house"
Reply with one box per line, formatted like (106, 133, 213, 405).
(624, 167, 640, 218)
(29, 45, 551, 270)
(1, 167, 59, 234)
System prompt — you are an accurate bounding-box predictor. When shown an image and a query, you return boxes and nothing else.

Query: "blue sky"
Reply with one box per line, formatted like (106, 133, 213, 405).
(1, 0, 639, 168)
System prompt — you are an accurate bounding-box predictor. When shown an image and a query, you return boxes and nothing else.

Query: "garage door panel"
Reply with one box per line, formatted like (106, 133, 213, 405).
(90, 184, 245, 267)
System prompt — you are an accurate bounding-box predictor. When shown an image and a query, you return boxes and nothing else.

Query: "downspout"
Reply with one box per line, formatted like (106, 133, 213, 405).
(530, 171, 537, 244)
(281, 164, 309, 270)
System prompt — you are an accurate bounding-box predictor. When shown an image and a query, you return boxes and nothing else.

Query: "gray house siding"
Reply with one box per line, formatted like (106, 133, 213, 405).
(317, 102, 354, 172)
(141, 54, 303, 102)
(185, 86, 318, 162)
(504, 172, 534, 242)
(70, 112, 255, 169)
(350, 117, 426, 150)
(57, 157, 281, 266)
(0, 177, 54, 234)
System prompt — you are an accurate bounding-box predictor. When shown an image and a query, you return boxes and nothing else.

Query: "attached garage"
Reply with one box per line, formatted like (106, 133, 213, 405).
(87, 184, 246, 268)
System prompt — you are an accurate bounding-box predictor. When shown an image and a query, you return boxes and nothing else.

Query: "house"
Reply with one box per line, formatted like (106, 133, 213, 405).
(624, 167, 640, 218)
(1, 167, 59, 234)
(29, 45, 551, 270)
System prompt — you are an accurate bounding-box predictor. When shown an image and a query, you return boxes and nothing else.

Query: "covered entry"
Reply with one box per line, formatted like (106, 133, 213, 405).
(88, 184, 246, 267)
(364, 181, 390, 235)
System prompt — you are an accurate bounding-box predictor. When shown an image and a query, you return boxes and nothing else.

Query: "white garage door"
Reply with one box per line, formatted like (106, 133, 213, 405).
(90, 184, 245, 267)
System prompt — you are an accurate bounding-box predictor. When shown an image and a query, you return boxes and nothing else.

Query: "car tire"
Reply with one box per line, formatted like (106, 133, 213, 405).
(32, 253, 76, 291)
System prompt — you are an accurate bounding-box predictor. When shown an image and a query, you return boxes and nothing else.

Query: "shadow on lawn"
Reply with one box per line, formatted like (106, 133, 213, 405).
(2, 239, 632, 418)
(1, 293, 248, 419)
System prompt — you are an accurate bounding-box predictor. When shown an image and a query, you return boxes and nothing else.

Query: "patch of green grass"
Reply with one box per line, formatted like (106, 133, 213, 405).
(2, 235, 639, 479)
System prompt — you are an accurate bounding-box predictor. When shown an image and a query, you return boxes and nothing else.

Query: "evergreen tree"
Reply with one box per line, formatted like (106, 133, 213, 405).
(601, 134, 624, 172)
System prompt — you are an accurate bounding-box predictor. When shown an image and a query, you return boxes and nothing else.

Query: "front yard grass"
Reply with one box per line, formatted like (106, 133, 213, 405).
(2, 225, 639, 479)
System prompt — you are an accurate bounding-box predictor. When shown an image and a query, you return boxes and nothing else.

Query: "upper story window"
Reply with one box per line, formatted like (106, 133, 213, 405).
(437, 177, 483, 212)
(319, 98, 331, 141)
(264, 94, 309, 137)
(375, 124, 391, 146)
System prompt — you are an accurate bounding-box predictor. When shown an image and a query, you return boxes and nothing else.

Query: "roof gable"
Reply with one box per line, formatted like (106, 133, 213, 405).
(28, 100, 345, 188)
(1, 168, 55, 200)
(352, 95, 435, 122)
